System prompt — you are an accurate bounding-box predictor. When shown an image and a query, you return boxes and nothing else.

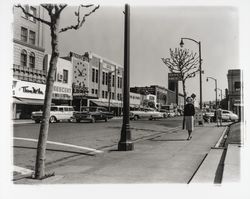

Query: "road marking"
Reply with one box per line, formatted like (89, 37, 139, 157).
(14, 165, 34, 175)
(14, 137, 104, 153)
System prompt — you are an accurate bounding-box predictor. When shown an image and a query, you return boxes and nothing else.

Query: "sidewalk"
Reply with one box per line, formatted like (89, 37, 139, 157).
(15, 122, 230, 184)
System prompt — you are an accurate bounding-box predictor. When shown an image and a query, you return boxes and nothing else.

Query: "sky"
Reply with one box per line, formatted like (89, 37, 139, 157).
(43, 5, 239, 103)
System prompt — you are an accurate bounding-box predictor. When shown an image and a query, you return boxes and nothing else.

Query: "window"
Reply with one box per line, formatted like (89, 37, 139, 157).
(29, 30, 36, 45)
(92, 68, 95, 82)
(105, 91, 108, 99)
(105, 73, 108, 85)
(92, 89, 95, 94)
(234, 81, 241, 91)
(95, 69, 98, 83)
(29, 7, 37, 22)
(63, 70, 68, 83)
(112, 75, 115, 87)
(112, 92, 115, 99)
(102, 90, 105, 98)
(20, 50, 27, 67)
(117, 77, 120, 88)
(29, 52, 35, 68)
(21, 5, 29, 19)
(95, 89, 98, 94)
(119, 77, 122, 88)
(21, 27, 28, 42)
(102, 72, 105, 85)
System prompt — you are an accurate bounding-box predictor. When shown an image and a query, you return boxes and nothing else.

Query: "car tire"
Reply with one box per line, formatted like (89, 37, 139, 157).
(68, 117, 74, 123)
(76, 119, 81, 123)
(134, 115, 139, 120)
(104, 118, 108, 122)
(49, 116, 57, 123)
(90, 117, 96, 123)
(149, 116, 153, 120)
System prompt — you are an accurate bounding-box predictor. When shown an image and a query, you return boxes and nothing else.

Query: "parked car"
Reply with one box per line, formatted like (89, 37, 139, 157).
(31, 106, 75, 123)
(130, 108, 164, 120)
(73, 106, 113, 123)
(221, 110, 238, 122)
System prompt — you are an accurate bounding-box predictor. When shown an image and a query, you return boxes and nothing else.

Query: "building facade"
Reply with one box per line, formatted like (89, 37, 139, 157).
(64, 52, 124, 115)
(130, 85, 184, 109)
(227, 69, 243, 119)
(12, 6, 46, 119)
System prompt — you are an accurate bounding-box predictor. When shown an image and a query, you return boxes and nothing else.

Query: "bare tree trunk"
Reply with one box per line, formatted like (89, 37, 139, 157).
(35, 16, 60, 179)
(182, 79, 187, 129)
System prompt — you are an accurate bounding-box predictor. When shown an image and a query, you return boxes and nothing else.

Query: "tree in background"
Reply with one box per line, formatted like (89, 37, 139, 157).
(162, 48, 199, 104)
(16, 4, 99, 179)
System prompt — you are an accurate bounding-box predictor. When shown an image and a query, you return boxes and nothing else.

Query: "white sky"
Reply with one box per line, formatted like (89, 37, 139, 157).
(44, 5, 239, 103)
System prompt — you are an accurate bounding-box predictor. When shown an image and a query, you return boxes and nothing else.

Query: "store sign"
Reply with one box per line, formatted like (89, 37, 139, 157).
(53, 85, 72, 100)
(168, 73, 182, 81)
(13, 80, 46, 99)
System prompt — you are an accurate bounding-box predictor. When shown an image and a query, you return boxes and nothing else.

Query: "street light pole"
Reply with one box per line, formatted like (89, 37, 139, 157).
(180, 38, 202, 109)
(217, 88, 222, 105)
(206, 77, 218, 107)
(118, 4, 134, 151)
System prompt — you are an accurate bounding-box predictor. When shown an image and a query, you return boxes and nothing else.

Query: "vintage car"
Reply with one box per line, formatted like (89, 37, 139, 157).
(130, 108, 164, 120)
(221, 110, 239, 122)
(73, 106, 113, 123)
(31, 106, 75, 123)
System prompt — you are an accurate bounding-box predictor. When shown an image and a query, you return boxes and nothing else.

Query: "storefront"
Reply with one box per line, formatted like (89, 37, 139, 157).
(12, 79, 45, 119)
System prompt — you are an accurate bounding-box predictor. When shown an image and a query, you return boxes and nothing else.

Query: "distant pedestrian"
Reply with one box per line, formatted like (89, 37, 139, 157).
(184, 97, 195, 140)
(217, 107, 222, 126)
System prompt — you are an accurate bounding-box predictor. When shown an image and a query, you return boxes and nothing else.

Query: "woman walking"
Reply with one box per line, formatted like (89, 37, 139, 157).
(184, 97, 195, 140)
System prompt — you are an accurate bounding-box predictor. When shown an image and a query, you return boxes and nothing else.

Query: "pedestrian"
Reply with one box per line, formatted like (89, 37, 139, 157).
(184, 97, 195, 140)
(217, 106, 222, 127)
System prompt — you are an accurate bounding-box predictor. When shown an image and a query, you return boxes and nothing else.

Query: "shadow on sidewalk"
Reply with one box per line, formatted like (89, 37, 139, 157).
(14, 146, 95, 156)
(149, 138, 187, 142)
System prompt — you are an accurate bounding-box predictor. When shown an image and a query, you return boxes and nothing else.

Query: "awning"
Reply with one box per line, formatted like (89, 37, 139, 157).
(13, 97, 44, 105)
(90, 100, 122, 108)
(13, 97, 27, 104)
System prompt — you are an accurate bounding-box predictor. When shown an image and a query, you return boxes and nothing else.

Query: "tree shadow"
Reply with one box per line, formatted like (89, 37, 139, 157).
(149, 138, 187, 142)
(13, 145, 95, 156)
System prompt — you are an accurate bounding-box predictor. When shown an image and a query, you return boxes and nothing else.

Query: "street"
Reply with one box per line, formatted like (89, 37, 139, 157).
(13, 117, 228, 183)
(13, 117, 182, 175)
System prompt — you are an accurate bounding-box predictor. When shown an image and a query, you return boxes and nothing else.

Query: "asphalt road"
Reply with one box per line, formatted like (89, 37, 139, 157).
(13, 117, 183, 173)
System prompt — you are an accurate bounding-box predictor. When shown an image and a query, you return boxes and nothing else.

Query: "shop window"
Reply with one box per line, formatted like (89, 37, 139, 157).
(63, 69, 68, 83)
(21, 27, 28, 42)
(29, 30, 36, 45)
(20, 50, 27, 67)
(29, 52, 35, 68)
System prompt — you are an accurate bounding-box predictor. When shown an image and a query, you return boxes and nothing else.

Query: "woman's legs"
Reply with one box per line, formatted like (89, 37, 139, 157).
(187, 130, 192, 140)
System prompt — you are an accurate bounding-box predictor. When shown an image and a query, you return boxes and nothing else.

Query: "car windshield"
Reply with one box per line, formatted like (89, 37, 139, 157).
(51, 107, 58, 111)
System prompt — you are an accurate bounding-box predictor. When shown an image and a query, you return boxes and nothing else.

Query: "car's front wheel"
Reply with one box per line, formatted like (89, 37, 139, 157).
(134, 115, 139, 120)
(49, 116, 57, 123)
(90, 117, 96, 123)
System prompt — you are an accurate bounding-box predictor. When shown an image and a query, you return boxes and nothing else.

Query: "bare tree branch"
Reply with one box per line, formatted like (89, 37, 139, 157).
(59, 4, 100, 33)
(15, 4, 51, 26)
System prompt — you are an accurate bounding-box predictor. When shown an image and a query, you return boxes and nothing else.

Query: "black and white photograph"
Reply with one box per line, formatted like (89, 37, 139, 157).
(1, 0, 250, 198)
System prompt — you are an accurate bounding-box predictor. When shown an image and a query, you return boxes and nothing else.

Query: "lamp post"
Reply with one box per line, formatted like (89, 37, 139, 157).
(180, 37, 202, 109)
(206, 77, 218, 108)
(118, 4, 134, 151)
(217, 88, 222, 105)
(108, 70, 116, 112)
